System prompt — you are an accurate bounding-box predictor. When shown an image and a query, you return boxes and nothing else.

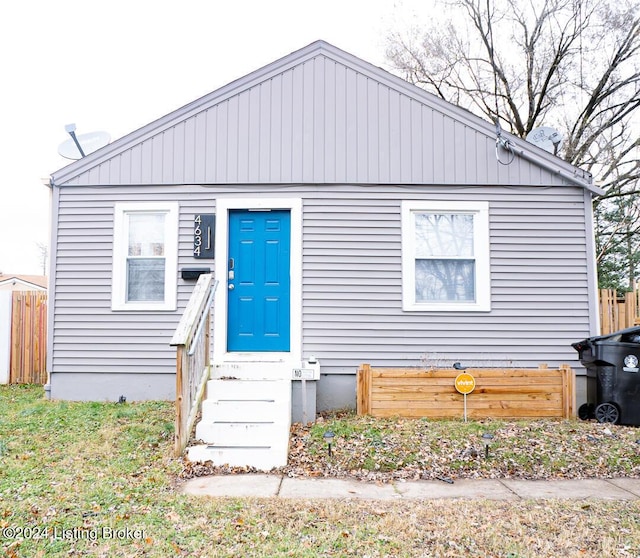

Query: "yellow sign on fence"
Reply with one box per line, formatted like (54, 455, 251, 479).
(454, 372, 476, 394)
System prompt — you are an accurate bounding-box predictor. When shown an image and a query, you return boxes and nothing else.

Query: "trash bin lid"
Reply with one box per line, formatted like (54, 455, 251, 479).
(572, 325, 640, 352)
(571, 326, 640, 348)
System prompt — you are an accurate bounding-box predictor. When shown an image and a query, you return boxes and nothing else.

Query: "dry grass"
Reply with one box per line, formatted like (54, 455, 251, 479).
(184, 412, 640, 483)
(160, 498, 640, 557)
(2, 385, 640, 557)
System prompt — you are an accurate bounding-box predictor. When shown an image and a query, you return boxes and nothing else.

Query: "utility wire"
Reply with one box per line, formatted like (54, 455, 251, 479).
(487, 0, 514, 165)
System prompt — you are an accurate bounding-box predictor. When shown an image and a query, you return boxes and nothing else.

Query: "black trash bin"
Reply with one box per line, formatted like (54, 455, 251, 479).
(572, 326, 640, 425)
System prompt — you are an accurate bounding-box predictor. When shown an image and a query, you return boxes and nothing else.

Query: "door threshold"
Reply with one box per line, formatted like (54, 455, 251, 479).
(218, 352, 294, 363)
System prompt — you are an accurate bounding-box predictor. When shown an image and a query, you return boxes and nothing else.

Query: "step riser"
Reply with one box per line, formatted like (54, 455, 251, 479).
(201, 399, 290, 422)
(205, 378, 290, 400)
(195, 422, 281, 445)
(186, 445, 287, 469)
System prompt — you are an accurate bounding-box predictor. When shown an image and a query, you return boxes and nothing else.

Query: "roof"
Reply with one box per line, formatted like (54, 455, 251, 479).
(0, 274, 48, 290)
(50, 40, 600, 195)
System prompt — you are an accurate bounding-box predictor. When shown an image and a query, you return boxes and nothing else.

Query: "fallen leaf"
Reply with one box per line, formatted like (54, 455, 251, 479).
(166, 511, 180, 522)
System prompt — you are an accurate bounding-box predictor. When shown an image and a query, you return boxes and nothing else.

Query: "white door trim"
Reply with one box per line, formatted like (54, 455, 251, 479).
(213, 197, 302, 367)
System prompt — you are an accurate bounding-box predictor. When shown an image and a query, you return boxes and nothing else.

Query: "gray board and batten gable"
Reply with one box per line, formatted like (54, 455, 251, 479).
(48, 40, 600, 405)
(51, 40, 596, 190)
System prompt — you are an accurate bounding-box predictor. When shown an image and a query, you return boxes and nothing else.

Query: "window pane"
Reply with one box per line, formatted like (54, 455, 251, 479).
(415, 213, 474, 257)
(415, 259, 475, 302)
(127, 259, 165, 301)
(128, 213, 165, 257)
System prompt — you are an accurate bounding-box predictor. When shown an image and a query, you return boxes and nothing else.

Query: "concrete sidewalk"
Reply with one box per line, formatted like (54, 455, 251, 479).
(181, 474, 640, 501)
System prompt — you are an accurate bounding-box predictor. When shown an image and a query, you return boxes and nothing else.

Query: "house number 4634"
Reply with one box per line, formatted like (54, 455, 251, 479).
(193, 214, 215, 259)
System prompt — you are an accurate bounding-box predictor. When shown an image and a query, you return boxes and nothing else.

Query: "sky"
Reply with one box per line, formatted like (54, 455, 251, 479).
(0, 0, 429, 276)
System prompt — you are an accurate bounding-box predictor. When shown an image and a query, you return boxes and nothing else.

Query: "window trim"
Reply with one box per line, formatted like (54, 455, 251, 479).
(401, 200, 491, 312)
(112, 202, 179, 311)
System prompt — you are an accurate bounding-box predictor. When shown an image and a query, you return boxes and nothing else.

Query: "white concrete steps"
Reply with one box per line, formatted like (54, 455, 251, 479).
(212, 360, 291, 380)
(187, 377, 291, 470)
(201, 399, 278, 422)
(195, 421, 279, 446)
(187, 445, 282, 471)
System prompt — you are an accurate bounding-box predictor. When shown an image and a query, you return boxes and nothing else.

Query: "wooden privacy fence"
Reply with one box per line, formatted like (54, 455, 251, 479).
(357, 364, 576, 420)
(599, 287, 640, 335)
(10, 292, 47, 384)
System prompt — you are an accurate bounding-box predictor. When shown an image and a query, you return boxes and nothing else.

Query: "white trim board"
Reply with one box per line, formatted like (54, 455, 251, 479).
(0, 292, 11, 384)
(213, 197, 302, 370)
(111, 201, 179, 311)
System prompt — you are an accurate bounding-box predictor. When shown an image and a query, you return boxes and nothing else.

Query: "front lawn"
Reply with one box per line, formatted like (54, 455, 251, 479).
(1, 385, 639, 557)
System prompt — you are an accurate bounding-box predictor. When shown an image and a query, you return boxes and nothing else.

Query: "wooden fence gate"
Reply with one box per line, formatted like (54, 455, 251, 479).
(7, 292, 48, 384)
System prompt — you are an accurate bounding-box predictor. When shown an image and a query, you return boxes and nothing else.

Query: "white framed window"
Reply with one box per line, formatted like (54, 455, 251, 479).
(112, 202, 179, 311)
(401, 201, 491, 312)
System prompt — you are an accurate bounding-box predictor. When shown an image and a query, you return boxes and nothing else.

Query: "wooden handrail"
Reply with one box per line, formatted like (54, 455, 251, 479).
(170, 274, 218, 456)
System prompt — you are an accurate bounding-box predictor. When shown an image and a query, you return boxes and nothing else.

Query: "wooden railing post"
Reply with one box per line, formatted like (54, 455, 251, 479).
(559, 364, 576, 419)
(175, 346, 185, 455)
(357, 363, 372, 415)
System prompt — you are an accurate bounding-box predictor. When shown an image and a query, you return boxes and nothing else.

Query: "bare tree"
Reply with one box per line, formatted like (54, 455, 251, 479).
(595, 195, 640, 289)
(387, 0, 640, 287)
(36, 242, 48, 276)
(387, 0, 640, 192)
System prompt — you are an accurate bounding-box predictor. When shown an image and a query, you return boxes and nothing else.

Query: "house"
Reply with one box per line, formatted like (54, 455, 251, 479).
(46, 40, 601, 467)
(0, 274, 48, 292)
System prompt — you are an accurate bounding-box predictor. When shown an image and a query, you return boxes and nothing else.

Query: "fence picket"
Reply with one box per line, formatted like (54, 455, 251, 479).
(599, 286, 640, 334)
(9, 292, 47, 384)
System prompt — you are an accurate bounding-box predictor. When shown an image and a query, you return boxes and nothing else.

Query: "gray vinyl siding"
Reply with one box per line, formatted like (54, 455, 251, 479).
(50, 183, 591, 381)
(52, 44, 590, 192)
(301, 185, 590, 374)
(51, 185, 217, 376)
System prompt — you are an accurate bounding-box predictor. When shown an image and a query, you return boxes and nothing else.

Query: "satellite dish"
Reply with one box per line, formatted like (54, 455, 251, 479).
(58, 126, 111, 160)
(526, 126, 563, 155)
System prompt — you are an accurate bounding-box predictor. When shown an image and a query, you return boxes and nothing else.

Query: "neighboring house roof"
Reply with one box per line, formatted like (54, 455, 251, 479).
(0, 274, 48, 291)
(50, 39, 601, 195)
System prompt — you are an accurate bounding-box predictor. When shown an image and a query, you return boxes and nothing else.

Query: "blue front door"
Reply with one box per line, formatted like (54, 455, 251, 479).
(227, 209, 291, 352)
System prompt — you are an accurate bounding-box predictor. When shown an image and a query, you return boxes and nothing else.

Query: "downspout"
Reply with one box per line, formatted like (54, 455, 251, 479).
(43, 177, 59, 399)
(583, 189, 601, 336)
